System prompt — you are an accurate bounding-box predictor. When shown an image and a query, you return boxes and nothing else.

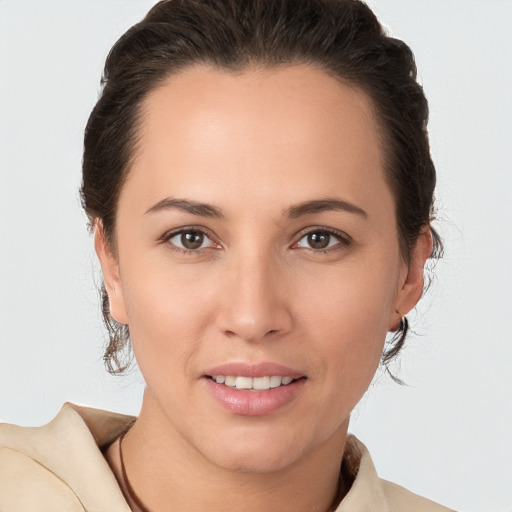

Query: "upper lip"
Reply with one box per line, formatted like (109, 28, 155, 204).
(204, 362, 305, 379)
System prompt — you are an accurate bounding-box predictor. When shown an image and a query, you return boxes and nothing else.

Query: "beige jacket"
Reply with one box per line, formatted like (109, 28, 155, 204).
(0, 403, 455, 512)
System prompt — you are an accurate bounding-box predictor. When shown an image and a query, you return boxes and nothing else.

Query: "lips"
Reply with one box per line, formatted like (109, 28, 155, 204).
(203, 362, 307, 416)
(204, 362, 304, 379)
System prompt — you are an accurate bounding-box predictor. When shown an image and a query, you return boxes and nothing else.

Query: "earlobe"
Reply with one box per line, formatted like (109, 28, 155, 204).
(94, 222, 129, 325)
(389, 228, 433, 330)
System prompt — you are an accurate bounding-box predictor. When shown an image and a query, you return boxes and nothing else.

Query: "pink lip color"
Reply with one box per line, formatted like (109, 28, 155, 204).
(204, 362, 304, 379)
(202, 362, 306, 416)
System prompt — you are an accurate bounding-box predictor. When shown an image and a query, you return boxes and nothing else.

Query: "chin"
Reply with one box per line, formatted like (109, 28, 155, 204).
(211, 448, 300, 474)
(201, 428, 309, 474)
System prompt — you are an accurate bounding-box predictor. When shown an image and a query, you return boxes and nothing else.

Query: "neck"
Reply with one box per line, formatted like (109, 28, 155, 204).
(116, 393, 349, 512)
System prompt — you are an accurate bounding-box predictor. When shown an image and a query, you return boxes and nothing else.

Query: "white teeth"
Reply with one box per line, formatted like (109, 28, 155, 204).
(269, 375, 282, 388)
(212, 375, 297, 390)
(224, 376, 236, 387)
(235, 376, 253, 389)
(253, 376, 270, 390)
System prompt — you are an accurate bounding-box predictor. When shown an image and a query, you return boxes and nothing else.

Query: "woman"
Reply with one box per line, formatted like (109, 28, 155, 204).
(0, 0, 453, 510)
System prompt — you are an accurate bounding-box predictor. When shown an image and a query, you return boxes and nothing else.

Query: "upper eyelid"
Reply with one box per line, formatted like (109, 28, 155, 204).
(161, 227, 221, 254)
(161, 226, 216, 242)
(291, 228, 352, 252)
(160, 225, 351, 249)
(293, 226, 351, 242)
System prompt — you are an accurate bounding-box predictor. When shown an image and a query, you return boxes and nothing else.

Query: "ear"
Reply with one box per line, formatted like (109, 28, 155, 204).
(94, 222, 129, 325)
(389, 227, 433, 330)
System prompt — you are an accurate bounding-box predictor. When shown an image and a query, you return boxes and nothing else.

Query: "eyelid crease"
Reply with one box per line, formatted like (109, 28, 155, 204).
(293, 226, 352, 242)
(158, 225, 352, 256)
(159, 225, 215, 241)
(159, 226, 222, 255)
(291, 226, 353, 253)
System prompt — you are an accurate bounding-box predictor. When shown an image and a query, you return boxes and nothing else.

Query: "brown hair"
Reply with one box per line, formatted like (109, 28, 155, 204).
(81, 0, 442, 375)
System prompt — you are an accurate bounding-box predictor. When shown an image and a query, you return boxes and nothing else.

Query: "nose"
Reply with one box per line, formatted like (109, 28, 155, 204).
(215, 249, 294, 343)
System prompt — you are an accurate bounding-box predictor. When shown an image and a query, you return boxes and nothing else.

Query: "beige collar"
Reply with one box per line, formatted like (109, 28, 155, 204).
(1, 402, 389, 512)
(0, 402, 133, 511)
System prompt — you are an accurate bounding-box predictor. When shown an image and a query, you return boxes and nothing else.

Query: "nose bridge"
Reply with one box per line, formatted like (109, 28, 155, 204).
(218, 242, 292, 342)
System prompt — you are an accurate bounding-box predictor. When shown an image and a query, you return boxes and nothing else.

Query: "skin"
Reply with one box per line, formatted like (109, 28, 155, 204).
(97, 64, 432, 512)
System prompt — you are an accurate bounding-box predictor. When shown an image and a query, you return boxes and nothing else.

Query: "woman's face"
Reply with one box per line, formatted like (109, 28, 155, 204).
(97, 64, 428, 472)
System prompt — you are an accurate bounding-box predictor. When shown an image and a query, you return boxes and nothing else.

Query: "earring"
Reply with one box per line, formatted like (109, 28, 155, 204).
(399, 315, 408, 333)
(381, 314, 410, 371)
(393, 309, 408, 334)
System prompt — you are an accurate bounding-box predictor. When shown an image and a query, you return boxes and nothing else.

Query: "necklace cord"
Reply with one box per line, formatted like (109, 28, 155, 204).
(119, 430, 151, 512)
(118, 430, 347, 512)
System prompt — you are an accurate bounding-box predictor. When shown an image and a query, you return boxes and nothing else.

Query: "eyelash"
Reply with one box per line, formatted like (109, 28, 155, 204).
(293, 227, 352, 254)
(160, 227, 351, 255)
(160, 227, 219, 256)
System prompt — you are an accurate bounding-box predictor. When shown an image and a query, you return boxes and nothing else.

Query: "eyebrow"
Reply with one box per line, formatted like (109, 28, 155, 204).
(145, 197, 367, 220)
(145, 198, 224, 218)
(285, 198, 368, 219)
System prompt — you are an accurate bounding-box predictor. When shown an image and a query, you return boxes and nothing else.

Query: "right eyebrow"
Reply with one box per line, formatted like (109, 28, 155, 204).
(145, 198, 225, 219)
(285, 198, 368, 219)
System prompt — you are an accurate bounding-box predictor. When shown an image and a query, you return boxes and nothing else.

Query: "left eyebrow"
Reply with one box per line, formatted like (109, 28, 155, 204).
(145, 198, 225, 218)
(285, 198, 368, 219)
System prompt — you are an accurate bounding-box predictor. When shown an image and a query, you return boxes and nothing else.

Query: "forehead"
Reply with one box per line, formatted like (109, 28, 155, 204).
(122, 64, 390, 219)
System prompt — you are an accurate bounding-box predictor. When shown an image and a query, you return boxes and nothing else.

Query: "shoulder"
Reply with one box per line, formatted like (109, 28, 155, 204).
(381, 479, 455, 512)
(0, 403, 134, 512)
(0, 444, 86, 511)
(336, 435, 456, 512)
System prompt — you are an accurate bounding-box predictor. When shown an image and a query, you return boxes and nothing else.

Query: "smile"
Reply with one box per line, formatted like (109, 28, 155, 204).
(204, 375, 307, 416)
(211, 375, 297, 390)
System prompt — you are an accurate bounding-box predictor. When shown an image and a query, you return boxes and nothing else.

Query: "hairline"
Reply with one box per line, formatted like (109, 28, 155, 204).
(104, 60, 409, 262)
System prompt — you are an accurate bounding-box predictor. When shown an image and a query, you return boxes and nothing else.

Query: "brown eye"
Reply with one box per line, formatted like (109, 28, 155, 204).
(295, 229, 347, 251)
(307, 232, 330, 249)
(181, 231, 204, 249)
(167, 229, 216, 251)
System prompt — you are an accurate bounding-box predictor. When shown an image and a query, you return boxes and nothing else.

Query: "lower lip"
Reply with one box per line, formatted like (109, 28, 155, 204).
(204, 377, 306, 416)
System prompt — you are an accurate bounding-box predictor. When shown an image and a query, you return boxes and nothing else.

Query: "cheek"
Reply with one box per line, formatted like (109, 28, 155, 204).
(305, 318, 385, 441)
(118, 260, 217, 377)
(310, 297, 386, 394)
(298, 257, 397, 343)
(297, 258, 398, 391)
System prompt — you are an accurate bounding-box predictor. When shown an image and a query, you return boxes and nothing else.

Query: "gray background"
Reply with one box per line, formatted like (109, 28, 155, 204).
(1, 1, 511, 510)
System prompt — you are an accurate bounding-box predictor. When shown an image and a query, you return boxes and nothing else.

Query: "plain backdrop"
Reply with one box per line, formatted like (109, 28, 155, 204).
(0, 1, 511, 511)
